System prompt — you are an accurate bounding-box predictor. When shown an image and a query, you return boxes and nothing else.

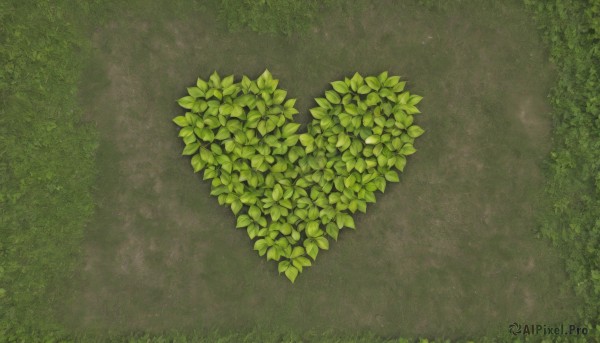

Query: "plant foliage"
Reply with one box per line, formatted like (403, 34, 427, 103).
(174, 70, 424, 283)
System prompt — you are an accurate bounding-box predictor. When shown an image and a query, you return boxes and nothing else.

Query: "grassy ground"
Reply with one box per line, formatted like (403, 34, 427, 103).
(57, 0, 580, 339)
(0, 1, 103, 339)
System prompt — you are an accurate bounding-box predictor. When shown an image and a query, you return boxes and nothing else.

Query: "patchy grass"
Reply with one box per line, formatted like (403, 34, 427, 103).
(54, 0, 580, 340)
(0, 1, 108, 339)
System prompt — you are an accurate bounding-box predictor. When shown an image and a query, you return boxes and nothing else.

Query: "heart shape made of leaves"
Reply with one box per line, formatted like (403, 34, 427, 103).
(173, 70, 424, 283)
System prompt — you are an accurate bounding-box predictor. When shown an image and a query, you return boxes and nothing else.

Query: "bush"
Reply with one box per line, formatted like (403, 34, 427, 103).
(173, 70, 424, 282)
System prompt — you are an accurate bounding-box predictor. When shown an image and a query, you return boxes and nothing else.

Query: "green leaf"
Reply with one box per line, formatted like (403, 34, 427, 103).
(182, 142, 200, 155)
(219, 103, 233, 115)
(272, 184, 283, 201)
(203, 167, 217, 180)
(191, 153, 205, 172)
(373, 177, 386, 193)
(393, 81, 406, 93)
(282, 123, 300, 137)
(199, 127, 215, 142)
(309, 107, 328, 119)
(254, 239, 268, 251)
(290, 246, 305, 258)
(260, 69, 273, 82)
(236, 215, 252, 228)
(197, 78, 209, 91)
(398, 92, 410, 104)
(344, 215, 355, 229)
(326, 223, 339, 240)
(257, 121, 268, 136)
(292, 257, 304, 272)
(384, 76, 400, 88)
(231, 200, 243, 215)
(279, 222, 293, 235)
(177, 96, 196, 109)
(284, 98, 296, 108)
(215, 127, 231, 140)
(299, 134, 314, 147)
(331, 81, 349, 94)
(306, 221, 321, 237)
(240, 75, 252, 90)
(251, 155, 265, 169)
(336, 133, 349, 148)
(295, 256, 312, 267)
(315, 97, 332, 109)
(284, 266, 299, 283)
(278, 260, 291, 273)
(273, 89, 287, 104)
(222, 75, 234, 88)
(209, 71, 221, 88)
(173, 116, 189, 127)
(305, 242, 319, 260)
(400, 143, 417, 155)
(348, 199, 358, 213)
(350, 72, 363, 92)
(365, 135, 380, 145)
(291, 230, 301, 241)
(357, 85, 371, 94)
(187, 86, 204, 98)
(325, 90, 341, 104)
(336, 214, 344, 229)
(267, 247, 281, 261)
(385, 170, 400, 182)
(270, 205, 282, 221)
(355, 159, 366, 173)
(377, 71, 388, 83)
(248, 205, 261, 221)
(344, 174, 356, 188)
(337, 213, 355, 229)
(247, 225, 258, 239)
(365, 76, 381, 90)
(408, 95, 423, 106)
(223, 85, 238, 98)
(377, 154, 387, 167)
(357, 200, 367, 213)
(407, 125, 425, 138)
(395, 155, 407, 172)
(315, 236, 329, 250)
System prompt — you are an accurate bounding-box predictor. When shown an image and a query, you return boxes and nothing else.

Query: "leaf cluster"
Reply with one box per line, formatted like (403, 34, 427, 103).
(174, 70, 424, 282)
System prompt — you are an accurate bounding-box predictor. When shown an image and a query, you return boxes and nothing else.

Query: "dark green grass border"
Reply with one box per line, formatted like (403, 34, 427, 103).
(0, 0, 103, 340)
(0, 0, 598, 342)
(524, 0, 600, 327)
